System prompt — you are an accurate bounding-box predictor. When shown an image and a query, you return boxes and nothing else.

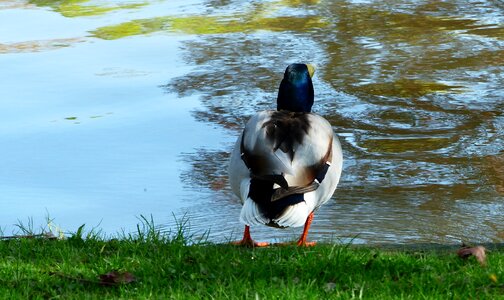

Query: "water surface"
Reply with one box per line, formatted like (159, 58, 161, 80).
(1, 0, 503, 245)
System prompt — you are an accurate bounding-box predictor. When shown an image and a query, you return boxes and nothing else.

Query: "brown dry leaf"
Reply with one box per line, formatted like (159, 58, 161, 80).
(457, 246, 487, 266)
(99, 270, 137, 286)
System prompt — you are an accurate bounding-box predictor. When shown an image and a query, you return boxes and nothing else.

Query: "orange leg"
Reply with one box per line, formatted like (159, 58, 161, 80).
(232, 225, 269, 247)
(296, 212, 316, 247)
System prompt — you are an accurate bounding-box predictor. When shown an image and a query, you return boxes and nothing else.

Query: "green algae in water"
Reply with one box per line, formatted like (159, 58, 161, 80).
(355, 79, 465, 98)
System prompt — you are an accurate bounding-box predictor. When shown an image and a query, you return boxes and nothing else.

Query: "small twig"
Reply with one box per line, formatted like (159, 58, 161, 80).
(50, 271, 100, 285)
(0, 233, 57, 240)
(50, 270, 137, 286)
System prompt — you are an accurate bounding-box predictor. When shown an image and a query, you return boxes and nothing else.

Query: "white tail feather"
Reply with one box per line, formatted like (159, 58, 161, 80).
(240, 198, 268, 226)
(273, 201, 309, 228)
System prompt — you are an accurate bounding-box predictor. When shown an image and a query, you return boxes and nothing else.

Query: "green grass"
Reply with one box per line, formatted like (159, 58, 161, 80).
(1, 217, 503, 299)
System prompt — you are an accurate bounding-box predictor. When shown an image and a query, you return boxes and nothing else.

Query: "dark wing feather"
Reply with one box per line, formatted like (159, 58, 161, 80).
(271, 137, 333, 201)
(262, 110, 311, 161)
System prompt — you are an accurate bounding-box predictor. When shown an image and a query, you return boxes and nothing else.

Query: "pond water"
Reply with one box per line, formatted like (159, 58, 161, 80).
(1, 0, 503, 245)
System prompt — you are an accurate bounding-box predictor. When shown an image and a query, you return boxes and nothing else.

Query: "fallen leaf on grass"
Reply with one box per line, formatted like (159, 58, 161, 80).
(457, 246, 487, 266)
(99, 270, 136, 286)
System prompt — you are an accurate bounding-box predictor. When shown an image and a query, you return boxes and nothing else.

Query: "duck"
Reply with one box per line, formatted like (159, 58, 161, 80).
(228, 63, 343, 247)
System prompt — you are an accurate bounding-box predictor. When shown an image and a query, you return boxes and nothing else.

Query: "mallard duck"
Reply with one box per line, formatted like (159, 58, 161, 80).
(228, 63, 343, 246)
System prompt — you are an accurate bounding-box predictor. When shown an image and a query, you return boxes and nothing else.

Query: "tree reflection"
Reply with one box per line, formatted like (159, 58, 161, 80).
(163, 0, 504, 243)
(28, 0, 144, 17)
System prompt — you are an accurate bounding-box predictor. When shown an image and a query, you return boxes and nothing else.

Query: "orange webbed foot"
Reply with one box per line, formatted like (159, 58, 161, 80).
(231, 225, 269, 247)
(231, 239, 269, 247)
(295, 212, 316, 247)
(296, 240, 317, 247)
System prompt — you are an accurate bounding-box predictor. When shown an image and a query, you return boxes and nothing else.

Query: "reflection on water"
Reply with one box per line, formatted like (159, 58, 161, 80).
(28, 0, 145, 17)
(1, 0, 503, 244)
(0, 38, 84, 53)
(92, 15, 328, 39)
(164, 0, 504, 244)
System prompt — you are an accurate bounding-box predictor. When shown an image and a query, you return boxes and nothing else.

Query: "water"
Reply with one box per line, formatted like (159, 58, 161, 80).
(1, 0, 503, 245)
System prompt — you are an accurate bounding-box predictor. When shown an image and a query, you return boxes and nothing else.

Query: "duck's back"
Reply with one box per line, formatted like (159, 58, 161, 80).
(240, 110, 335, 186)
(229, 110, 342, 227)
